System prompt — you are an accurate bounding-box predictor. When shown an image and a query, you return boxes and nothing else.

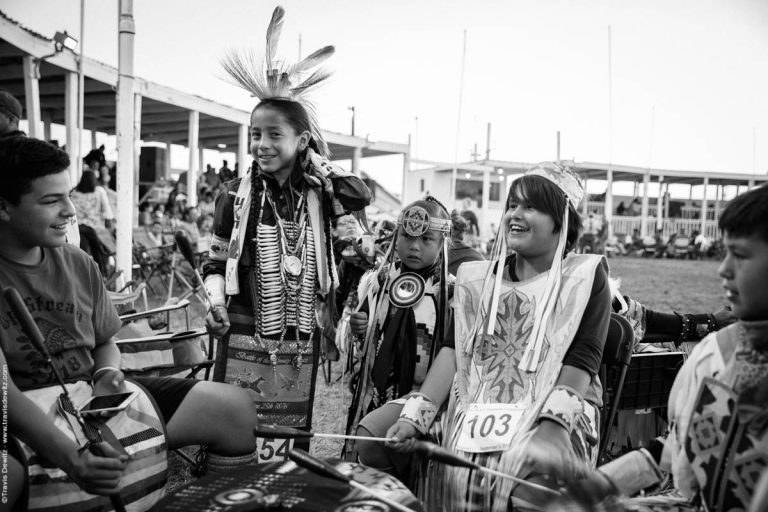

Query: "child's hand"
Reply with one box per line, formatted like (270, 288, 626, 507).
(349, 312, 368, 335)
(206, 306, 230, 337)
(521, 420, 583, 481)
(92, 369, 126, 396)
(65, 442, 129, 495)
(713, 306, 736, 330)
(385, 421, 419, 453)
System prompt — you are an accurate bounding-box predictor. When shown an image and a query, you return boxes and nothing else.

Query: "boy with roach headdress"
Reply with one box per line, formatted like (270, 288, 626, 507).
(203, 6, 371, 460)
(343, 196, 455, 481)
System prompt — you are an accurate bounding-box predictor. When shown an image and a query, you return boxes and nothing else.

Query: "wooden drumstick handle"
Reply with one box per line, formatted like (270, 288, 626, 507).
(173, 231, 222, 322)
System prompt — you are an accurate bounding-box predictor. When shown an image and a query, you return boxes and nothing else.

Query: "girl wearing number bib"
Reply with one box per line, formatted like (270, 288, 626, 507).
(395, 163, 611, 511)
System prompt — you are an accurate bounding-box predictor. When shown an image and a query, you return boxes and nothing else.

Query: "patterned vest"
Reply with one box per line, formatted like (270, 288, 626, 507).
(432, 254, 604, 512)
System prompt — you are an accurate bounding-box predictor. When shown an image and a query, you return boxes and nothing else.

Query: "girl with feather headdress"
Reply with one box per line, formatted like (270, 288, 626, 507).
(202, 6, 371, 460)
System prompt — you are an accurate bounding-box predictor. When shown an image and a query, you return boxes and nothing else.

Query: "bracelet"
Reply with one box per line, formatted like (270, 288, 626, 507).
(92, 366, 120, 383)
(675, 312, 692, 344)
(397, 393, 438, 435)
(204, 274, 226, 307)
(537, 385, 584, 433)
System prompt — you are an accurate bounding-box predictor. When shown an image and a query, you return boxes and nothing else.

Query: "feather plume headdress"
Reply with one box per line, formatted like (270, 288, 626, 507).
(221, 6, 334, 157)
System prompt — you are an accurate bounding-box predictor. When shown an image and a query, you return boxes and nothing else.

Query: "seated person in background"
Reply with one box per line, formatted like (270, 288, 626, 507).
(694, 230, 712, 258)
(653, 228, 666, 258)
(586, 184, 768, 512)
(71, 169, 115, 253)
(176, 205, 201, 246)
(138, 200, 153, 226)
(0, 137, 259, 510)
(604, 234, 627, 256)
(196, 213, 214, 253)
(447, 209, 485, 275)
(198, 189, 216, 216)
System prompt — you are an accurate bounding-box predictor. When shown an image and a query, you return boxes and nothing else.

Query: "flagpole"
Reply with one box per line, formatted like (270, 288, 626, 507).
(450, 29, 467, 205)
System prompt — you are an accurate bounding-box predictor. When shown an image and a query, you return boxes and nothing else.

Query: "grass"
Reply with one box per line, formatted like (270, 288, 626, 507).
(154, 255, 727, 488)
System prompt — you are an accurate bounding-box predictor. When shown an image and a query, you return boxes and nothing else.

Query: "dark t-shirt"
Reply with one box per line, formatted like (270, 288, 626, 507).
(0, 245, 121, 390)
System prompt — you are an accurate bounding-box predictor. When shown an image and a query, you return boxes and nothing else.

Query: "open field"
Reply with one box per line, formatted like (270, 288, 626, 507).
(160, 255, 727, 483)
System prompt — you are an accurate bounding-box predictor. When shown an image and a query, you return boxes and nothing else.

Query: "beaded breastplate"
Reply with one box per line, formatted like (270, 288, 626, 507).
(253, 186, 318, 342)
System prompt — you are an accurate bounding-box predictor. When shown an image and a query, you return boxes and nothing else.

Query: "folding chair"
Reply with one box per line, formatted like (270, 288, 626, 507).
(116, 299, 215, 380)
(108, 281, 149, 315)
(600, 314, 686, 462)
(599, 313, 635, 462)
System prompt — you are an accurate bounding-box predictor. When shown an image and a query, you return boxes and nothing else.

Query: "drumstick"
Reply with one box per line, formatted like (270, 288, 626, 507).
(288, 449, 417, 512)
(174, 231, 222, 322)
(3, 287, 128, 512)
(255, 424, 396, 443)
(411, 440, 560, 496)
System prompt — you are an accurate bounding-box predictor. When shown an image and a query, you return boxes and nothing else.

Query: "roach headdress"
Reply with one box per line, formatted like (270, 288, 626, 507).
(221, 6, 334, 156)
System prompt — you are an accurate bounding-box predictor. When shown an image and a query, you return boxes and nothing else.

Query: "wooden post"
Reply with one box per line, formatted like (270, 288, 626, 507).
(485, 122, 491, 160)
(351, 146, 362, 176)
(64, 71, 80, 184)
(164, 142, 172, 180)
(481, 166, 490, 237)
(713, 184, 721, 223)
(115, 0, 136, 281)
(700, 177, 709, 236)
(656, 175, 664, 232)
(132, 93, 142, 227)
(238, 123, 249, 178)
(641, 171, 650, 236)
(605, 168, 614, 236)
(22, 56, 42, 138)
(187, 110, 199, 206)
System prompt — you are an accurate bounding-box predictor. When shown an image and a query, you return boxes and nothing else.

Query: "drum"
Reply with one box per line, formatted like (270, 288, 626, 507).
(150, 458, 424, 512)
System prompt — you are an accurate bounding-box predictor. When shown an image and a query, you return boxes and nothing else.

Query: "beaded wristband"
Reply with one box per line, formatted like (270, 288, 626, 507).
(675, 312, 692, 344)
(204, 274, 227, 307)
(397, 393, 438, 435)
(537, 385, 585, 433)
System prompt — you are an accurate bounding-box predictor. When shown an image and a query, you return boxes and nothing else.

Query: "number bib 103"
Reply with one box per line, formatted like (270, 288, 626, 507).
(455, 403, 526, 453)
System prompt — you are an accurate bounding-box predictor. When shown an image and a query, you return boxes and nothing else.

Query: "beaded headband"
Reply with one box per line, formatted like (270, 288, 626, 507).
(525, 161, 585, 209)
(397, 205, 451, 237)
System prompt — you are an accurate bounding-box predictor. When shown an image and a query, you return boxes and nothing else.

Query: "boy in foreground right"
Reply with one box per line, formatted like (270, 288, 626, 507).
(583, 184, 768, 512)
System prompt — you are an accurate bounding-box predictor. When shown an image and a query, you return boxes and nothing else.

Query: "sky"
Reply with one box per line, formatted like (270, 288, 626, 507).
(3, 0, 768, 198)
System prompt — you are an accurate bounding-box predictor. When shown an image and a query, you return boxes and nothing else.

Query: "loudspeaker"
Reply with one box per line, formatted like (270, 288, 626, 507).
(139, 146, 167, 184)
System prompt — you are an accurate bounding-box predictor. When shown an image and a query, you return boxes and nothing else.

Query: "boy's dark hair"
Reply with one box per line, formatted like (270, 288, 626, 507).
(719, 184, 768, 243)
(75, 170, 98, 193)
(507, 174, 582, 252)
(0, 136, 70, 205)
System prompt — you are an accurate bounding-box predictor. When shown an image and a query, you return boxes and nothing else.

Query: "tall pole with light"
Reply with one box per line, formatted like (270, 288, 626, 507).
(77, 0, 86, 183)
(348, 106, 355, 136)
